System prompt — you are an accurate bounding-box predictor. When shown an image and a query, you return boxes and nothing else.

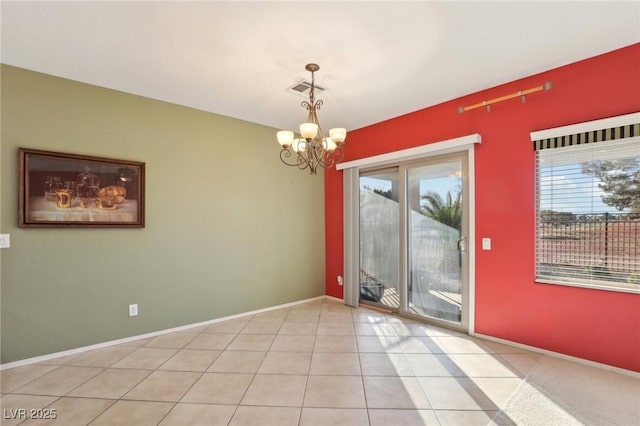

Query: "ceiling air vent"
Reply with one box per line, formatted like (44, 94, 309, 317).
(286, 80, 325, 98)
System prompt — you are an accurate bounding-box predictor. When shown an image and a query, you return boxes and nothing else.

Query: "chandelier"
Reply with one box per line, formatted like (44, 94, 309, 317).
(277, 63, 347, 174)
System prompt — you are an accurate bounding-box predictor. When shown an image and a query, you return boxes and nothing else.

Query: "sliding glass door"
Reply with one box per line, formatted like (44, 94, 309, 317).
(406, 156, 467, 325)
(358, 153, 469, 329)
(359, 168, 400, 311)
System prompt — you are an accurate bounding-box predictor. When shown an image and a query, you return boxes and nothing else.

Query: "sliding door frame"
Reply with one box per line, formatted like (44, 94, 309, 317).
(341, 134, 480, 334)
(402, 152, 469, 330)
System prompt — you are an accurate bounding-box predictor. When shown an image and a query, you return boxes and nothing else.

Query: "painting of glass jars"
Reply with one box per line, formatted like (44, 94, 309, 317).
(19, 148, 145, 228)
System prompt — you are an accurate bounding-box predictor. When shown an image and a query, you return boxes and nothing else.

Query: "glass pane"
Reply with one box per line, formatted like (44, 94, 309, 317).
(407, 160, 463, 323)
(536, 139, 640, 290)
(359, 169, 399, 309)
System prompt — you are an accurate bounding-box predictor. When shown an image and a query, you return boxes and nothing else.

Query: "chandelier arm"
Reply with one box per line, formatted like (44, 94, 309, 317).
(297, 152, 312, 171)
(279, 147, 320, 174)
(302, 100, 323, 118)
(279, 147, 297, 165)
(309, 141, 345, 170)
(280, 148, 308, 169)
(305, 142, 321, 174)
(324, 146, 346, 168)
(310, 139, 325, 162)
(307, 146, 323, 171)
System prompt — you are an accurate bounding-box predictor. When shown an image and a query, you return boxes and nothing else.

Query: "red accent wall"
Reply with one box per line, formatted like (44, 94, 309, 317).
(325, 43, 640, 372)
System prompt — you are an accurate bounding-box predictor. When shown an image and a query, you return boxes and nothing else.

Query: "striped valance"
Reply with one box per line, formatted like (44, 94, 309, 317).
(533, 122, 639, 151)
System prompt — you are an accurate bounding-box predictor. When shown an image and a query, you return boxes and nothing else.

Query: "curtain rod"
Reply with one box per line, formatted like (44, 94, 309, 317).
(458, 81, 552, 113)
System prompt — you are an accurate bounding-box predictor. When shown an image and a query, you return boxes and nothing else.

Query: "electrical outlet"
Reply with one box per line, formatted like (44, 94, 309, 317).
(337, 275, 344, 286)
(128, 304, 139, 317)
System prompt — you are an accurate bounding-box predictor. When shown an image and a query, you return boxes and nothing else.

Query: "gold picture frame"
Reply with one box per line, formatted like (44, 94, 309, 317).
(19, 148, 145, 228)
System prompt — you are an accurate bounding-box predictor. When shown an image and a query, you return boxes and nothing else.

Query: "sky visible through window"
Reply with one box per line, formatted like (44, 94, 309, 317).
(360, 176, 460, 205)
(360, 177, 393, 198)
(539, 162, 627, 214)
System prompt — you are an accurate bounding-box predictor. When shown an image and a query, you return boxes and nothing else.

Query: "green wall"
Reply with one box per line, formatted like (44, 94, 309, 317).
(0, 65, 326, 363)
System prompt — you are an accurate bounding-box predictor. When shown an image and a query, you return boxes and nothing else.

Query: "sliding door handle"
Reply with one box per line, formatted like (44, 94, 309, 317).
(457, 237, 466, 253)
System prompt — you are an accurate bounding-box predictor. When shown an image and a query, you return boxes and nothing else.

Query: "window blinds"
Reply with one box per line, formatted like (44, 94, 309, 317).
(532, 116, 640, 291)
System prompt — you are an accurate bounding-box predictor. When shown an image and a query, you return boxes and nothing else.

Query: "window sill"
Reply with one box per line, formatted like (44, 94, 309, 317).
(536, 279, 640, 295)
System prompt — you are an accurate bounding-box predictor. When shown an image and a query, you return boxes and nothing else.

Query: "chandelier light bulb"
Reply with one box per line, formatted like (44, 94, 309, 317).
(292, 138, 306, 153)
(329, 128, 347, 144)
(300, 123, 319, 139)
(322, 137, 337, 152)
(277, 130, 294, 146)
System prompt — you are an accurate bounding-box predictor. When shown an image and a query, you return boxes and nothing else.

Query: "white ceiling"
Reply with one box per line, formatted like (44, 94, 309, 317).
(2, 1, 639, 134)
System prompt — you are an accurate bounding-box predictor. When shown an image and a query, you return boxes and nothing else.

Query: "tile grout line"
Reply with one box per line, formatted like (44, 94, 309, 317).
(296, 314, 317, 426)
(155, 327, 227, 425)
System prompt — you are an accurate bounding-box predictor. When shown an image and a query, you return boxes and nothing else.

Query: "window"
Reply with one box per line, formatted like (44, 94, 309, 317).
(532, 114, 640, 293)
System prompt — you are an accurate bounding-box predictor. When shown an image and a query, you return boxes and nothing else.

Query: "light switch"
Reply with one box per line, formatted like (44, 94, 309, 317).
(0, 234, 10, 248)
(482, 238, 491, 250)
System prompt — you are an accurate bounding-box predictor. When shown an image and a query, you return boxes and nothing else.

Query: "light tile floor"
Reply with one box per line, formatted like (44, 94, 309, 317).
(1, 299, 638, 425)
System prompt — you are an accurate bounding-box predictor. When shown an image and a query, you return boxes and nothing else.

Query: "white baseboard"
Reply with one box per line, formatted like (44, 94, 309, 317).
(0, 295, 326, 371)
(324, 295, 344, 303)
(473, 332, 640, 379)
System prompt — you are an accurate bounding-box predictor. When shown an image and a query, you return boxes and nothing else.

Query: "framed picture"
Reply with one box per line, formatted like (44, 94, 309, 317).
(19, 148, 145, 228)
